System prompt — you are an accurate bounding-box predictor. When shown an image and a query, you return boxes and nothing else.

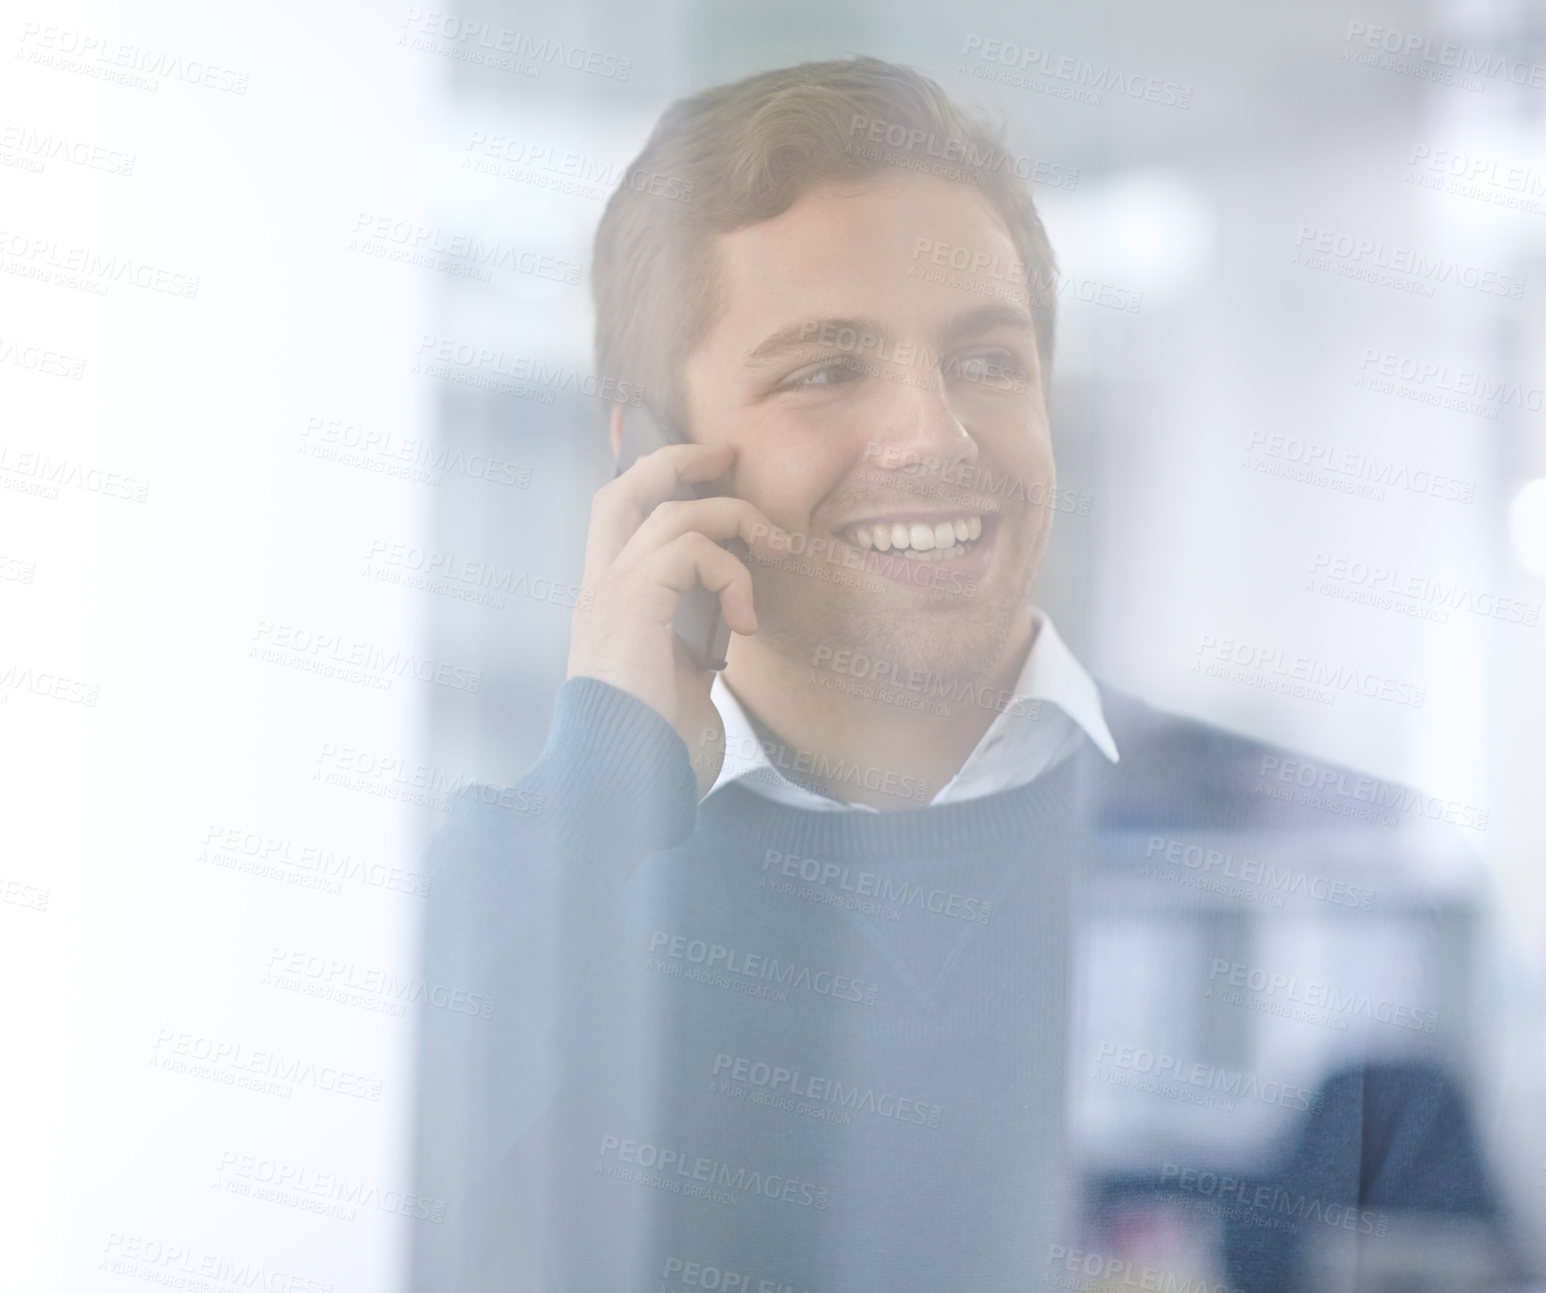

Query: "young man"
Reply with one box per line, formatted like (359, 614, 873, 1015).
(411, 58, 1520, 1293)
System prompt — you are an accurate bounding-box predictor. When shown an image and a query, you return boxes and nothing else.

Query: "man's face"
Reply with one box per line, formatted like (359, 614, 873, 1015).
(681, 168, 1055, 683)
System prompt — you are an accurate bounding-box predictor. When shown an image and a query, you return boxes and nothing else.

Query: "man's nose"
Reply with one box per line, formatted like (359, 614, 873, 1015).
(862, 371, 980, 479)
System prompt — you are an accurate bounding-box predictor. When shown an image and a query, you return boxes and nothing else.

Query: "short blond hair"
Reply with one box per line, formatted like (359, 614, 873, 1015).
(591, 55, 1058, 431)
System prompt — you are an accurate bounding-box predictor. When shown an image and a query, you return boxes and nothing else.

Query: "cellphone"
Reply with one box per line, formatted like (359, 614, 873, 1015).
(614, 406, 751, 672)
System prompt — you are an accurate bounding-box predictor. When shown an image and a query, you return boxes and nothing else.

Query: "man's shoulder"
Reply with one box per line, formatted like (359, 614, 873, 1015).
(1086, 681, 1472, 847)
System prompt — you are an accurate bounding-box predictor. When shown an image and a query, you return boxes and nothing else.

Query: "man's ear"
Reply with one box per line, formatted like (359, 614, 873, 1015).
(609, 405, 625, 460)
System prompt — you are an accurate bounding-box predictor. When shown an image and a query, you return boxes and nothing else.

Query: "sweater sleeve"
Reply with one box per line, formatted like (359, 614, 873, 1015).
(409, 677, 699, 1210)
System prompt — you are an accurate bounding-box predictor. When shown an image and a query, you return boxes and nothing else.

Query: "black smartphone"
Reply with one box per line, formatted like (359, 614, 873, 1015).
(614, 406, 751, 672)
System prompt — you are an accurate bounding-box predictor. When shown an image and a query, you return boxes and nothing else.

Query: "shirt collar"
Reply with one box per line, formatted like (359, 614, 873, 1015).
(1010, 610, 1118, 763)
(706, 607, 1117, 811)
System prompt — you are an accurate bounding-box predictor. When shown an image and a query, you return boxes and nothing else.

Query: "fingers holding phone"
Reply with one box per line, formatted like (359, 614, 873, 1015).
(567, 440, 779, 795)
(581, 441, 738, 574)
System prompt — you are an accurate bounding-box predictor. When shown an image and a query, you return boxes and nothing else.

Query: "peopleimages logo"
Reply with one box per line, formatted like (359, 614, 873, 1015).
(1342, 21, 1546, 92)
(412, 335, 643, 404)
(647, 929, 881, 1006)
(1256, 752, 1489, 832)
(1207, 958, 1439, 1033)
(660, 1255, 808, 1293)
(149, 1027, 384, 1102)
(718, 725, 931, 804)
(598, 1134, 829, 1209)
(1161, 1163, 1390, 1237)
(0, 875, 50, 912)
(1408, 144, 1546, 217)
(200, 824, 431, 897)
(1094, 1040, 1325, 1114)
(250, 621, 484, 692)
(762, 848, 993, 924)
(1355, 347, 1545, 418)
(350, 216, 581, 285)
(747, 522, 978, 598)
(302, 415, 533, 489)
(0, 337, 86, 381)
(16, 23, 252, 95)
(845, 115, 1079, 188)
(911, 237, 1142, 314)
(214, 1149, 446, 1223)
(464, 131, 694, 203)
(100, 1235, 331, 1293)
(711, 1051, 945, 1127)
(263, 946, 494, 1019)
(363, 538, 592, 614)
(1193, 633, 1428, 709)
(0, 445, 149, 502)
(0, 123, 136, 176)
(399, 9, 632, 81)
(959, 36, 1193, 109)
(0, 227, 200, 298)
(0, 662, 100, 708)
(1243, 431, 1475, 505)
(1292, 225, 1525, 298)
(1307, 551, 1539, 628)
(809, 645, 1035, 720)
(1044, 1248, 1239, 1293)
(314, 744, 545, 817)
(1144, 835, 1376, 910)
(863, 441, 1092, 514)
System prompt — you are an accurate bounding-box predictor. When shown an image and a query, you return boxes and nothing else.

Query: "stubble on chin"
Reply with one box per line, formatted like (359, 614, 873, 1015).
(754, 559, 1031, 689)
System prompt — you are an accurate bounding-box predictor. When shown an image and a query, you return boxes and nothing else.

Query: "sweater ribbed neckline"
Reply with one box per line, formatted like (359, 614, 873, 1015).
(698, 743, 1097, 863)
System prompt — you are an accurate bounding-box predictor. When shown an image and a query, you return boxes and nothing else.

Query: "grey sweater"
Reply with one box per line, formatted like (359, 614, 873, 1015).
(410, 677, 1512, 1293)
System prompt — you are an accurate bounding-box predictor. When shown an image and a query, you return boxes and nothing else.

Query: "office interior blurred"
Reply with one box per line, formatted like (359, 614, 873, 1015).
(5, 0, 1546, 1288)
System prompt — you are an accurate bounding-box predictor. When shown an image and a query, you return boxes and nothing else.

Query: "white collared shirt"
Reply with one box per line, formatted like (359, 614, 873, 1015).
(706, 608, 1119, 811)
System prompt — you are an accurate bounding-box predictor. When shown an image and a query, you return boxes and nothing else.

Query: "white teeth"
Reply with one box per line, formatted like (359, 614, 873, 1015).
(902, 542, 965, 561)
(844, 516, 984, 555)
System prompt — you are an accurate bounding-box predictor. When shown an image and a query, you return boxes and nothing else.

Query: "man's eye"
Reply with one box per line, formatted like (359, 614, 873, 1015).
(948, 350, 1025, 386)
(784, 357, 863, 388)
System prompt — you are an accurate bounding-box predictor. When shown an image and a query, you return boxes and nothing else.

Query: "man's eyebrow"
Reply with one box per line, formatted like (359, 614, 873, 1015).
(940, 304, 1036, 344)
(743, 317, 884, 369)
(741, 306, 1035, 370)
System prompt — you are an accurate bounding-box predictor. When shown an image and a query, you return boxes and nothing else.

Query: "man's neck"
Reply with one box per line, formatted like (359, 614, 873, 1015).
(722, 609, 1039, 811)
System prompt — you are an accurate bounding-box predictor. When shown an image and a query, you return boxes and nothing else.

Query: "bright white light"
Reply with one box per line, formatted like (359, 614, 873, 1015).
(1509, 477, 1546, 577)
(1038, 169, 1216, 306)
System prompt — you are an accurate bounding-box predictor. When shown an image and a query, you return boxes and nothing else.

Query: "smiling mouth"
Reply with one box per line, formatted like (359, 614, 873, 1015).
(839, 514, 985, 562)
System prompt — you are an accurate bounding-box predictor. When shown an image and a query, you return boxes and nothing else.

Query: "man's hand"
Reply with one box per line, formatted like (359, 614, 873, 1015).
(567, 442, 780, 798)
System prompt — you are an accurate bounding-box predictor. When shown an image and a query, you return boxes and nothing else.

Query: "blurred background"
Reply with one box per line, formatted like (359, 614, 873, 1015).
(3, 0, 1546, 1287)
